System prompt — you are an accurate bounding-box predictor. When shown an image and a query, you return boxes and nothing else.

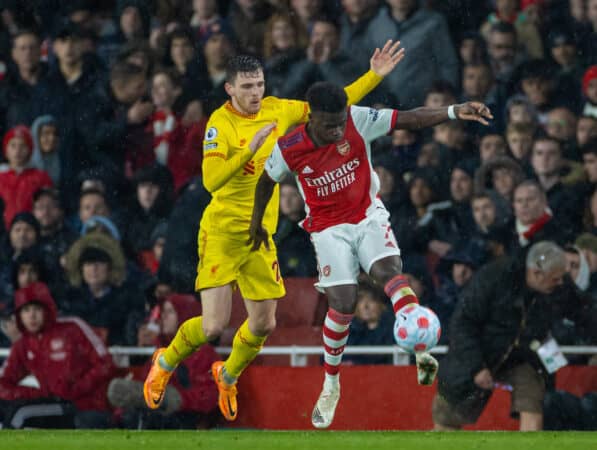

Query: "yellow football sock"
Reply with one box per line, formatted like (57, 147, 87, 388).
(224, 320, 267, 379)
(162, 316, 208, 369)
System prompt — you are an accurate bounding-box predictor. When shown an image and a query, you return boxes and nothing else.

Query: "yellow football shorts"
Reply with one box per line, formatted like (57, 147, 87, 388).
(195, 228, 286, 300)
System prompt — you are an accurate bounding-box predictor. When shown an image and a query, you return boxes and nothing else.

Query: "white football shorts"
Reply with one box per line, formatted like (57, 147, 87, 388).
(311, 204, 401, 289)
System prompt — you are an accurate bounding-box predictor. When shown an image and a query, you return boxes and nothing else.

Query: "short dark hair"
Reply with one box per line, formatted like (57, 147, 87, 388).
(79, 187, 106, 202)
(533, 132, 561, 152)
(110, 60, 145, 85)
(226, 55, 262, 83)
(33, 187, 61, 206)
(489, 22, 517, 38)
(581, 137, 597, 157)
(306, 82, 347, 113)
(514, 179, 546, 199)
(426, 80, 457, 98)
(12, 29, 40, 47)
(152, 66, 183, 89)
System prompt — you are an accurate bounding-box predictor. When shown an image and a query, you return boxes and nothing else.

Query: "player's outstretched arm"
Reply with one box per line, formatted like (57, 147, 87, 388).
(343, 39, 405, 105)
(248, 172, 278, 251)
(394, 102, 493, 131)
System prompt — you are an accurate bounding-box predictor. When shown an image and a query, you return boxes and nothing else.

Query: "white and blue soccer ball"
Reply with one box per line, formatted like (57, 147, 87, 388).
(393, 304, 441, 353)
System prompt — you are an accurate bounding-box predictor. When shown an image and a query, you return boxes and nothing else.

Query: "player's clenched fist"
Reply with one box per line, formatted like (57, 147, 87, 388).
(249, 122, 277, 153)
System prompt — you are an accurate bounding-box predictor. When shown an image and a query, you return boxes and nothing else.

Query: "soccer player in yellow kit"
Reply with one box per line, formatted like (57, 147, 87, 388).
(144, 41, 405, 420)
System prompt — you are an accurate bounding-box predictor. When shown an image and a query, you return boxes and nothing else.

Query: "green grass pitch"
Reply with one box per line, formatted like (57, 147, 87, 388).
(1, 430, 596, 450)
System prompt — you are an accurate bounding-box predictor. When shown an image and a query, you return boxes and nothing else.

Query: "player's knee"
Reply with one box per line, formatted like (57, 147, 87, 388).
(202, 323, 225, 341)
(370, 256, 403, 285)
(250, 316, 276, 337)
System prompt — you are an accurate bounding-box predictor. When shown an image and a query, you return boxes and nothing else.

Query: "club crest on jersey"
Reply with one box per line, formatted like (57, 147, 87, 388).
(205, 127, 218, 141)
(336, 140, 350, 155)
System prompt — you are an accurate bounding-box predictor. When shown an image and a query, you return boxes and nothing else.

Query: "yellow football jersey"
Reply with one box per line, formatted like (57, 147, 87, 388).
(200, 70, 383, 236)
(200, 97, 308, 235)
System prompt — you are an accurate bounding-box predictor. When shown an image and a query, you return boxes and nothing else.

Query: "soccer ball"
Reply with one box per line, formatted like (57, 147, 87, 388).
(393, 304, 441, 353)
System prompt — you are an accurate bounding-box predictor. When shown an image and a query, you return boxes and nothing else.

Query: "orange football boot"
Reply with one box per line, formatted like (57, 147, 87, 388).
(143, 348, 174, 409)
(211, 361, 238, 421)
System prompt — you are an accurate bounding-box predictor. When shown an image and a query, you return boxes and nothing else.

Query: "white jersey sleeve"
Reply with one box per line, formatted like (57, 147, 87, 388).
(349, 105, 398, 142)
(265, 142, 292, 182)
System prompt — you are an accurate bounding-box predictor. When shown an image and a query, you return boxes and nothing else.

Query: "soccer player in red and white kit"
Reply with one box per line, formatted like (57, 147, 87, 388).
(248, 82, 493, 429)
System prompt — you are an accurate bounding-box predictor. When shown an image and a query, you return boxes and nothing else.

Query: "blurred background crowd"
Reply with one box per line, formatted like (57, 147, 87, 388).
(0, 0, 596, 430)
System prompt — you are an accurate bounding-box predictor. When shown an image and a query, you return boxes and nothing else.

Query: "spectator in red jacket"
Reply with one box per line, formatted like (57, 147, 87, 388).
(108, 293, 219, 429)
(125, 68, 206, 193)
(0, 125, 53, 229)
(0, 282, 116, 428)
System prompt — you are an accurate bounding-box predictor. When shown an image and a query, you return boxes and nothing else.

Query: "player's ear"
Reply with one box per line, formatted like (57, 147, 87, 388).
(224, 82, 234, 97)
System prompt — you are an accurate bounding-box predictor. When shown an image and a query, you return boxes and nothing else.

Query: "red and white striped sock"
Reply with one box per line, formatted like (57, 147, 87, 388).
(323, 308, 353, 381)
(384, 274, 419, 316)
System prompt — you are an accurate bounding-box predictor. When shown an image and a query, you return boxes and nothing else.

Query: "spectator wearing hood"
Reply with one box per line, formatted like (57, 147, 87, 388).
(470, 192, 512, 260)
(108, 294, 219, 429)
(29, 115, 60, 184)
(62, 231, 145, 345)
(0, 126, 53, 229)
(0, 282, 116, 429)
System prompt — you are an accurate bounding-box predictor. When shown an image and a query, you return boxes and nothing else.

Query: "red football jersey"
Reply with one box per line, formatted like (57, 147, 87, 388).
(265, 105, 398, 232)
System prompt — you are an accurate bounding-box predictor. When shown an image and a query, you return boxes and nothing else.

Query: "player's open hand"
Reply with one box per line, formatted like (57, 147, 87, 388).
(455, 102, 493, 125)
(247, 224, 270, 251)
(249, 122, 277, 154)
(369, 40, 405, 77)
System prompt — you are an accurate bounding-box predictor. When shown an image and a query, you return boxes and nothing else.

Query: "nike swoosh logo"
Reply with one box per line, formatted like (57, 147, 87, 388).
(227, 397, 236, 417)
(153, 393, 163, 406)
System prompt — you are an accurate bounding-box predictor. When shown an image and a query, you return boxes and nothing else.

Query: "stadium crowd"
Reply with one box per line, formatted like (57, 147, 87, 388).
(0, 0, 596, 430)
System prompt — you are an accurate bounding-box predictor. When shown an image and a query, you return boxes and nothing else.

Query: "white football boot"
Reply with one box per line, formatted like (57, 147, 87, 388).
(415, 352, 439, 385)
(311, 377, 340, 429)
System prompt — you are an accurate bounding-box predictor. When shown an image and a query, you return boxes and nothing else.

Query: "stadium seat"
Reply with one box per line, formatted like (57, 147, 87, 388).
(228, 277, 325, 328)
(254, 325, 323, 366)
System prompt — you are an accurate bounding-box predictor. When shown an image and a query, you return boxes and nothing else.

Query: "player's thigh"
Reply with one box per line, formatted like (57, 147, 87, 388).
(195, 228, 246, 291)
(357, 207, 401, 275)
(200, 285, 233, 333)
(237, 237, 286, 301)
(311, 224, 360, 289)
(500, 363, 545, 415)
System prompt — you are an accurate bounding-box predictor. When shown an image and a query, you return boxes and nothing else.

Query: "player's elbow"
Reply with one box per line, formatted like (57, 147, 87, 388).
(202, 175, 222, 193)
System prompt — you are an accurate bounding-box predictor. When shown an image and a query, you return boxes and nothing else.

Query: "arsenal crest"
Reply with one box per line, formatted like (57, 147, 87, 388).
(336, 140, 350, 155)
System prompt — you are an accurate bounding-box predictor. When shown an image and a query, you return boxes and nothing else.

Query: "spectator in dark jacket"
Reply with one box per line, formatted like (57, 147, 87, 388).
(158, 177, 211, 293)
(108, 293, 219, 429)
(338, 0, 380, 70)
(511, 180, 575, 248)
(121, 164, 174, 257)
(416, 160, 477, 258)
(530, 135, 584, 232)
(278, 18, 363, 100)
(274, 177, 317, 277)
(0, 282, 116, 428)
(367, 1, 459, 108)
(31, 188, 77, 288)
(433, 241, 597, 431)
(0, 29, 52, 131)
(345, 280, 395, 365)
(263, 13, 307, 98)
(62, 231, 145, 345)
